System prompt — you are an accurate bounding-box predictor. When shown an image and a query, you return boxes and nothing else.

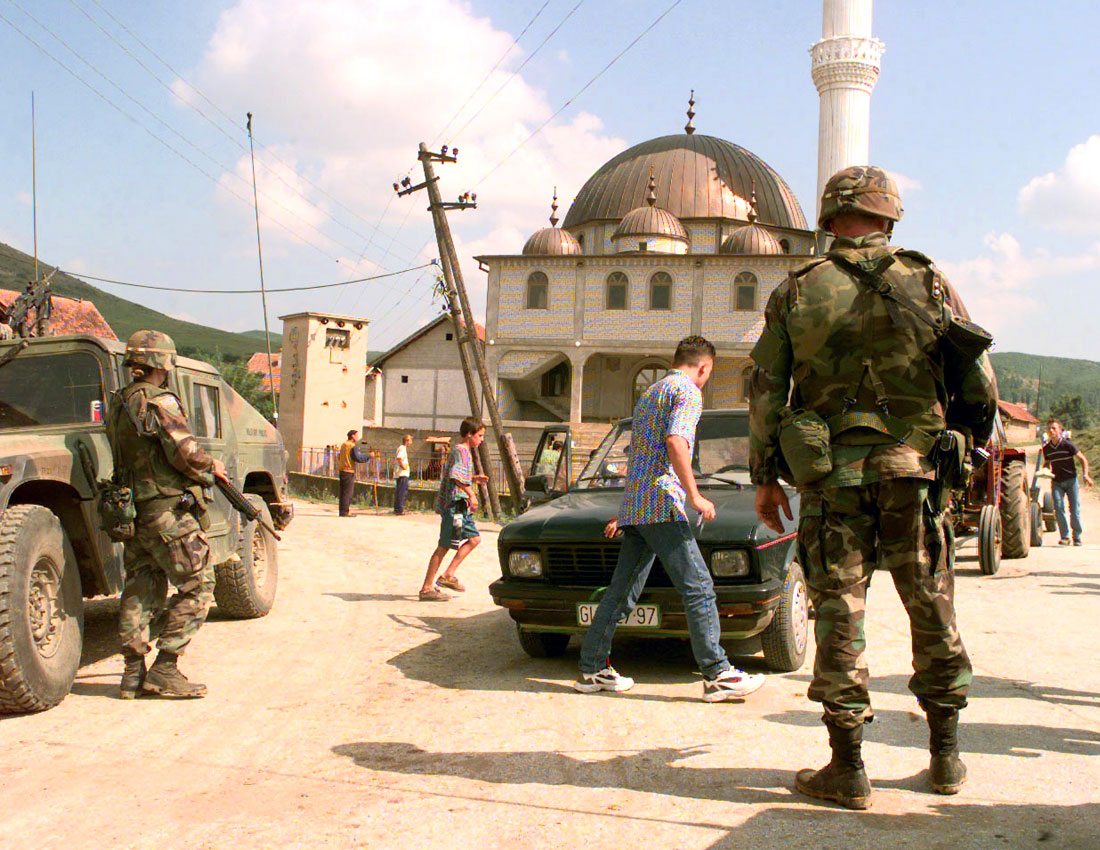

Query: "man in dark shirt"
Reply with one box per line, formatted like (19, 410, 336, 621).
(1041, 418, 1093, 545)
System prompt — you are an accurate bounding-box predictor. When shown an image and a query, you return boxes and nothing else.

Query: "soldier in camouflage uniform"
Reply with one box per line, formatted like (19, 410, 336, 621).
(107, 330, 228, 699)
(748, 167, 998, 809)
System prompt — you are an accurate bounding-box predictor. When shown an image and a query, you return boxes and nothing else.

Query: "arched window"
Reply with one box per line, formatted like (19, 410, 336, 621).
(526, 271, 548, 309)
(733, 271, 757, 311)
(633, 363, 667, 406)
(649, 271, 673, 311)
(606, 272, 629, 310)
(741, 365, 754, 401)
(779, 238, 790, 254)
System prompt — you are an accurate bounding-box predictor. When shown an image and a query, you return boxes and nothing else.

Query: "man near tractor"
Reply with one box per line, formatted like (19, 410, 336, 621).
(749, 166, 998, 809)
(106, 330, 229, 699)
(1042, 417, 1094, 545)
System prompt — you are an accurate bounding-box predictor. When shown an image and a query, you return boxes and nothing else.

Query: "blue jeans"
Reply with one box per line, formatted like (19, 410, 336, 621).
(1052, 477, 1083, 542)
(578, 521, 730, 679)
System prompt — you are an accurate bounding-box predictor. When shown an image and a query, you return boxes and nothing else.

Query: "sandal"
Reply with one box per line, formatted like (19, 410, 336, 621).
(418, 588, 450, 602)
(437, 575, 466, 592)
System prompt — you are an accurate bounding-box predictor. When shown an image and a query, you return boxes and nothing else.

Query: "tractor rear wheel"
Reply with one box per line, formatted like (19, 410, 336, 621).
(1000, 461, 1030, 559)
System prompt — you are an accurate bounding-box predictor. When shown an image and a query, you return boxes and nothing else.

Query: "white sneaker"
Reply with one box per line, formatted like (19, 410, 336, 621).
(703, 667, 765, 702)
(573, 666, 635, 693)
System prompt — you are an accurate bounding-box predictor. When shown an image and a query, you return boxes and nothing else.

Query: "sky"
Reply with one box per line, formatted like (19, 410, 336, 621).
(1, 0, 1099, 357)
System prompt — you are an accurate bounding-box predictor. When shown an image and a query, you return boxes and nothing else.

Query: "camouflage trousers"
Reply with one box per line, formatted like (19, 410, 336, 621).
(797, 478, 971, 729)
(118, 509, 214, 657)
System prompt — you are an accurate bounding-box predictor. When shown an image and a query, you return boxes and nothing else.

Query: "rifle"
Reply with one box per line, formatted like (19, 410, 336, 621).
(215, 475, 282, 541)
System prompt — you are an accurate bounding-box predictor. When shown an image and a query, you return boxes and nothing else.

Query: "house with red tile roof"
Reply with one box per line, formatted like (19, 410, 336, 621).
(247, 351, 281, 392)
(998, 399, 1040, 443)
(0, 290, 116, 339)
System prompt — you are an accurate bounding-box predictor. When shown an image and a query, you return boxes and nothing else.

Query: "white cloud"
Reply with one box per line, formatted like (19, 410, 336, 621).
(16, 191, 32, 207)
(886, 171, 921, 193)
(939, 231, 1100, 339)
(182, 0, 625, 267)
(1019, 134, 1100, 233)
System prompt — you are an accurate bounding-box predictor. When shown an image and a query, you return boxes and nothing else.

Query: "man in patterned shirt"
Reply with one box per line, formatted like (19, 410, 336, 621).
(574, 336, 766, 701)
(418, 416, 490, 601)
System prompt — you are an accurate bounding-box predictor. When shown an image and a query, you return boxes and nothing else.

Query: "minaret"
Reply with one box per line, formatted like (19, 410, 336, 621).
(810, 0, 884, 219)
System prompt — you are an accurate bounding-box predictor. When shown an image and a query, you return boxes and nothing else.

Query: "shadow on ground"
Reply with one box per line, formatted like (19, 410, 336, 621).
(385, 608, 773, 703)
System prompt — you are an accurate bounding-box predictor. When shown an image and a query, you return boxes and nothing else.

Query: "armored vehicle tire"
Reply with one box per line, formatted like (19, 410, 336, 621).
(0, 505, 84, 714)
(1000, 462, 1030, 559)
(214, 496, 278, 619)
(762, 561, 809, 672)
(1042, 492, 1057, 532)
(1030, 502, 1043, 547)
(978, 504, 1002, 576)
(516, 625, 570, 658)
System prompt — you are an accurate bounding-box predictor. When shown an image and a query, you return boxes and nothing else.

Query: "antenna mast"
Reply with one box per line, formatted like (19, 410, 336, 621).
(246, 112, 279, 424)
(31, 92, 38, 282)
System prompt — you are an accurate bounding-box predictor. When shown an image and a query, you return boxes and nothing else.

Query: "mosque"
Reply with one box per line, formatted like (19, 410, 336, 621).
(479, 0, 883, 427)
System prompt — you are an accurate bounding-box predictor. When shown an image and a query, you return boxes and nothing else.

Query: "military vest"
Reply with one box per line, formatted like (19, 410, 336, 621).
(785, 242, 948, 453)
(106, 381, 192, 504)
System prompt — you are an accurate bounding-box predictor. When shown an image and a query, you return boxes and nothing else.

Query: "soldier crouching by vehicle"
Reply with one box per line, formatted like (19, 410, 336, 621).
(749, 167, 998, 809)
(106, 330, 230, 699)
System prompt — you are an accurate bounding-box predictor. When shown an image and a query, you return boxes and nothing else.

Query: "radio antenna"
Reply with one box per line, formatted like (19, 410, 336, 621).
(246, 112, 279, 424)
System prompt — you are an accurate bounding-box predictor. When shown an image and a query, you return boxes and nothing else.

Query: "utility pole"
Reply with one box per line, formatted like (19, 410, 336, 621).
(434, 260, 500, 518)
(395, 143, 526, 512)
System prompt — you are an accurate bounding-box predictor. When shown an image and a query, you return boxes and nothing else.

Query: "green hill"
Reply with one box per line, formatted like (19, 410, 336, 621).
(0, 242, 278, 360)
(989, 351, 1100, 416)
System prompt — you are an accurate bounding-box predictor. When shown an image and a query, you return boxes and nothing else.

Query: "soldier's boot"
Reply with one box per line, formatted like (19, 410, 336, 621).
(119, 653, 146, 700)
(142, 651, 207, 698)
(927, 706, 967, 794)
(795, 721, 872, 810)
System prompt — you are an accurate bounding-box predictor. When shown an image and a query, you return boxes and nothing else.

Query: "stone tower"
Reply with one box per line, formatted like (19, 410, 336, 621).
(277, 311, 370, 469)
(810, 0, 885, 219)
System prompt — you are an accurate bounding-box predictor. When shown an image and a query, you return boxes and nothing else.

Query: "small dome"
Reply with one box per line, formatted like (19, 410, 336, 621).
(612, 171, 689, 244)
(720, 223, 784, 255)
(522, 227, 581, 255)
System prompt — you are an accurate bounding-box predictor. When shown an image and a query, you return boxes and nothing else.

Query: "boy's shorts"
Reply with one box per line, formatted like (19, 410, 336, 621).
(439, 502, 479, 550)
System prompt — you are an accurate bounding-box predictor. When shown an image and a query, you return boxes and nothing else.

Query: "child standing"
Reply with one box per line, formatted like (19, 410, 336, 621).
(419, 417, 490, 601)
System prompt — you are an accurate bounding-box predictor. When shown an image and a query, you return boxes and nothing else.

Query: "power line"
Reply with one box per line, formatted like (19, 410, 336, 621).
(63, 262, 436, 294)
(477, 0, 685, 185)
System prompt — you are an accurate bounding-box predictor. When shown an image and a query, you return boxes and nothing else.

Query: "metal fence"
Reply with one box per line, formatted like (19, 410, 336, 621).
(297, 446, 512, 492)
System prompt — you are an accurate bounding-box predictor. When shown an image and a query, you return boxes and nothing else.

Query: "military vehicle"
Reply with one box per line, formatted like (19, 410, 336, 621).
(0, 334, 293, 714)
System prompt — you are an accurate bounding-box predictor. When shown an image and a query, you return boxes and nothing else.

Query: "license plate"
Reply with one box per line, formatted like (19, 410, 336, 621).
(576, 603, 660, 628)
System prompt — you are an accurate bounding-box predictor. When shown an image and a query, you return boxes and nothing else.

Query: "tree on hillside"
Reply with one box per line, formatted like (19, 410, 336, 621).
(1049, 394, 1091, 431)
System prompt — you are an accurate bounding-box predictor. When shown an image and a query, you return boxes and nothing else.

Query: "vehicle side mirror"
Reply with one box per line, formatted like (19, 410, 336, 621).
(525, 475, 549, 493)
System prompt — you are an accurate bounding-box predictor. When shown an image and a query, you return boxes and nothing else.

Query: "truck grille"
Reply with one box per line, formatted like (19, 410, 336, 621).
(543, 545, 675, 587)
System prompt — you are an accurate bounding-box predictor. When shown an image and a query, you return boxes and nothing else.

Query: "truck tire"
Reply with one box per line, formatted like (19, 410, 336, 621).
(761, 561, 809, 672)
(1030, 502, 1043, 547)
(978, 504, 1001, 576)
(0, 505, 84, 714)
(1000, 461, 1030, 559)
(214, 496, 278, 618)
(516, 625, 570, 658)
(1042, 492, 1057, 532)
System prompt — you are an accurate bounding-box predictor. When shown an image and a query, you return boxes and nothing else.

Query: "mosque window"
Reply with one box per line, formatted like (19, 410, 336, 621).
(577, 233, 585, 252)
(526, 271, 549, 309)
(649, 272, 672, 311)
(606, 272, 629, 310)
(734, 272, 757, 311)
(779, 239, 790, 254)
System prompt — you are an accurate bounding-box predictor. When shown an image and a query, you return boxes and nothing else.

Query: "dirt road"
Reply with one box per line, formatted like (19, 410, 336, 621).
(3, 496, 1100, 849)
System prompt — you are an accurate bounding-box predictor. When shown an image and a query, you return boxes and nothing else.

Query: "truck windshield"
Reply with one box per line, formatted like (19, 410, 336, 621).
(0, 352, 106, 429)
(574, 412, 752, 490)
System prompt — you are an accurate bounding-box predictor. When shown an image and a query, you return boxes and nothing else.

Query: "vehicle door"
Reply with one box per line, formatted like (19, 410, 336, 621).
(526, 425, 573, 506)
(176, 370, 234, 550)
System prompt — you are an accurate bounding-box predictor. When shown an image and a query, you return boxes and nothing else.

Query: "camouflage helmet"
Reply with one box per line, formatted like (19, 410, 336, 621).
(123, 330, 177, 370)
(818, 165, 903, 229)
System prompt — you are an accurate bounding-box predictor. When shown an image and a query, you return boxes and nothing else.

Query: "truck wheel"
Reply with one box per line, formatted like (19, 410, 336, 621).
(1030, 502, 1043, 547)
(516, 625, 570, 658)
(978, 504, 1002, 576)
(1000, 461, 1030, 559)
(214, 496, 278, 618)
(0, 505, 84, 714)
(1042, 492, 1057, 532)
(761, 561, 809, 672)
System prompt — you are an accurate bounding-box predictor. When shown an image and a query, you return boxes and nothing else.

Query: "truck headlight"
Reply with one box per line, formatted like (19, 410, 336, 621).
(509, 550, 543, 578)
(711, 549, 750, 577)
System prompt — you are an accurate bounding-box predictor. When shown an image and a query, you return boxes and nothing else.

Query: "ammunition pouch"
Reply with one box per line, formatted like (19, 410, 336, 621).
(778, 407, 833, 485)
(928, 429, 968, 514)
(96, 475, 137, 542)
(940, 308, 993, 377)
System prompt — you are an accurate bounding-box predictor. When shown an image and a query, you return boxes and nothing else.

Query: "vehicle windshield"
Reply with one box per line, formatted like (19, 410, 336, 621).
(0, 351, 106, 429)
(574, 412, 752, 490)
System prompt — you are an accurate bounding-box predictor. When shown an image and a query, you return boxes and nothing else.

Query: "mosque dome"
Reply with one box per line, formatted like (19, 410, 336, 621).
(522, 190, 582, 256)
(719, 194, 785, 255)
(562, 134, 808, 231)
(611, 172, 689, 252)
